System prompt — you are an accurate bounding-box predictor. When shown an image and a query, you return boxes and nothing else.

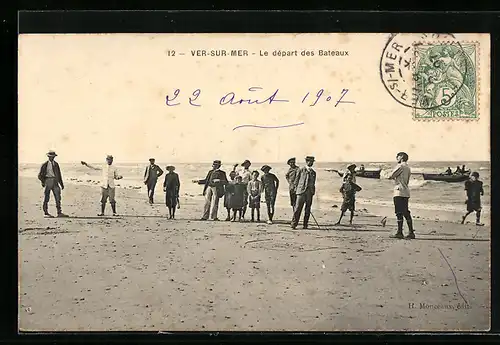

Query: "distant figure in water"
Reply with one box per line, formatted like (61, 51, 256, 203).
(445, 167, 452, 175)
(462, 164, 467, 174)
(335, 174, 362, 225)
(454, 166, 462, 175)
(461, 172, 484, 226)
(163, 166, 180, 219)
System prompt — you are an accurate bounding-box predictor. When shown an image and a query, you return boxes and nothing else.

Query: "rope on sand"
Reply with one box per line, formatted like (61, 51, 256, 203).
(437, 248, 469, 306)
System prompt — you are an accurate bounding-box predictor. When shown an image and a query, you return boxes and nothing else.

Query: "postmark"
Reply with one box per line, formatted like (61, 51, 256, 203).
(380, 33, 479, 121)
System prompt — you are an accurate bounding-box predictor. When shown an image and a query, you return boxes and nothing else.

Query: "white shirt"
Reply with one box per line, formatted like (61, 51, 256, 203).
(238, 168, 252, 184)
(390, 162, 411, 198)
(46, 161, 55, 178)
(101, 164, 120, 188)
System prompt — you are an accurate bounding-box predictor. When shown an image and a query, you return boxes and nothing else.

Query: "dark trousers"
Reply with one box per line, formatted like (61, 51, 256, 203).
(146, 180, 157, 203)
(291, 191, 313, 228)
(289, 190, 297, 208)
(393, 196, 413, 233)
(43, 178, 61, 214)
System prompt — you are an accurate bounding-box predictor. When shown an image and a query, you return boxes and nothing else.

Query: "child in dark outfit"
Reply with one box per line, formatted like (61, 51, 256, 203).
(229, 175, 246, 222)
(224, 169, 238, 221)
(335, 174, 362, 225)
(461, 171, 485, 226)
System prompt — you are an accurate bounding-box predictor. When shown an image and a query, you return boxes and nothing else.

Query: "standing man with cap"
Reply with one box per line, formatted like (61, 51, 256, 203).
(291, 156, 317, 229)
(38, 150, 68, 218)
(389, 152, 415, 239)
(238, 159, 252, 219)
(144, 158, 164, 204)
(81, 155, 123, 216)
(194, 160, 228, 221)
(285, 158, 299, 210)
(261, 165, 280, 224)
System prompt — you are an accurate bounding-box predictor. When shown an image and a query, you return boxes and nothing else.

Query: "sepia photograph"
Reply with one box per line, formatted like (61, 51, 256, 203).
(18, 32, 490, 332)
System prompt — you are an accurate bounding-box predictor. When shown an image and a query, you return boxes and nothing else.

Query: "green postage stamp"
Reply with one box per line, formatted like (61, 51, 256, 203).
(412, 42, 479, 120)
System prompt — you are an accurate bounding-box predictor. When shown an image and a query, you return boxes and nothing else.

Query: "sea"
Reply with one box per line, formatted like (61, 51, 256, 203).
(19, 161, 490, 223)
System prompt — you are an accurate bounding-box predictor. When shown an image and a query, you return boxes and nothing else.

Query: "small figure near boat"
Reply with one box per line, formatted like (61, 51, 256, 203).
(461, 171, 485, 226)
(445, 167, 453, 175)
(342, 164, 357, 183)
(335, 174, 362, 225)
(454, 165, 462, 175)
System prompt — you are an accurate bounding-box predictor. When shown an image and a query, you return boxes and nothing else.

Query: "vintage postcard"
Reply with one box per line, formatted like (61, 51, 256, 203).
(18, 33, 490, 332)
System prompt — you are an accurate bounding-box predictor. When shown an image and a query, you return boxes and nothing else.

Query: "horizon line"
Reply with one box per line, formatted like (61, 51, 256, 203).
(19, 160, 491, 164)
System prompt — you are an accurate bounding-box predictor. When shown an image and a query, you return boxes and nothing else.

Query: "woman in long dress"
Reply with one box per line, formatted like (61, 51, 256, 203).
(163, 166, 180, 219)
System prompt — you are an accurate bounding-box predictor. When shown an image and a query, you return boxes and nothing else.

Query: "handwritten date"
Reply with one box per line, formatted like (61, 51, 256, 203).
(165, 87, 355, 107)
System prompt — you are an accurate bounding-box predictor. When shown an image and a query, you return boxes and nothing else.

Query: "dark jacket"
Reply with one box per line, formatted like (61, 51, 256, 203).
(293, 166, 316, 195)
(38, 161, 64, 188)
(144, 164, 164, 183)
(202, 169, 228, 197)
(163, 172, 180, 195)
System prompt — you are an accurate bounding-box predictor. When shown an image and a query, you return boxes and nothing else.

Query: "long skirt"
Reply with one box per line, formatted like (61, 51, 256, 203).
(165, 190, 178, 208)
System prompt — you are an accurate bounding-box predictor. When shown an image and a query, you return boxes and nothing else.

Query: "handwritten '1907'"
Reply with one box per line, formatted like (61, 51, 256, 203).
(165, 87, 355, 107)
(165, 87, 355, 130)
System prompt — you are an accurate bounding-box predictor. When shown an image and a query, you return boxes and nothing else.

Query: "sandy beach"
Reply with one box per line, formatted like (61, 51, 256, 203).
(18, 176, 490, 332)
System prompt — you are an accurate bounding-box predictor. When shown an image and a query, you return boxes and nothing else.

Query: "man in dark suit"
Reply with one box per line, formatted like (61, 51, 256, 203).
(144, 158, 164, 204)
(193, 160, 228, 221)
(291, 156, 316, 229)
(38, 150, 68, 218)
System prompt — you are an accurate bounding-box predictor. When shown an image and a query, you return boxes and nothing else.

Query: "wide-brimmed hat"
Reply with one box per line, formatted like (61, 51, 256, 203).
(287, 157, 296, 165)
(347, 163, 357, 170)
(166, 165, 175, 170)
(241, 159, 251, 166)
(213, 160, 221, 166)
(305, 156, 315, 162)
(46, 150, 57, 157)
(261, 165, 272, 172)
(106, 155, 114, 160)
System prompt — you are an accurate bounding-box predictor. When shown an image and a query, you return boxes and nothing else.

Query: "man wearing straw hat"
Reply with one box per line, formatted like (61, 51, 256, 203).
(193, 160, 228, 221)
(81, 155, 123, 216)
(38, 150, 68, 218)
(238, 159, 252, 219)
(291, 156, 317, 229)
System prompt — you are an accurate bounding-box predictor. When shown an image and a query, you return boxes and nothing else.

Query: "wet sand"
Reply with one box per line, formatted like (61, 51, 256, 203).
(18, 176, 490, 331)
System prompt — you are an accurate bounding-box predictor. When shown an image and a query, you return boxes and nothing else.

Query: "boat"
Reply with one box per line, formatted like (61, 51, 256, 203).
(422, 171, 470, 182)
(326, 169, 381, 179)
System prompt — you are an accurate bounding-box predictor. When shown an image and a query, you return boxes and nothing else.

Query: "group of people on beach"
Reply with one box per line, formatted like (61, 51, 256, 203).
(37, 150, 485, 239)
(191, 157, 315, 228)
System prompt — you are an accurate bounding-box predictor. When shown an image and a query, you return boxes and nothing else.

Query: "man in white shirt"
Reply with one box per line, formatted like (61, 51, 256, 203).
(238, 159, 252, 219)
(81, 155, 123, 216)
(389, 151, 414, 239)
